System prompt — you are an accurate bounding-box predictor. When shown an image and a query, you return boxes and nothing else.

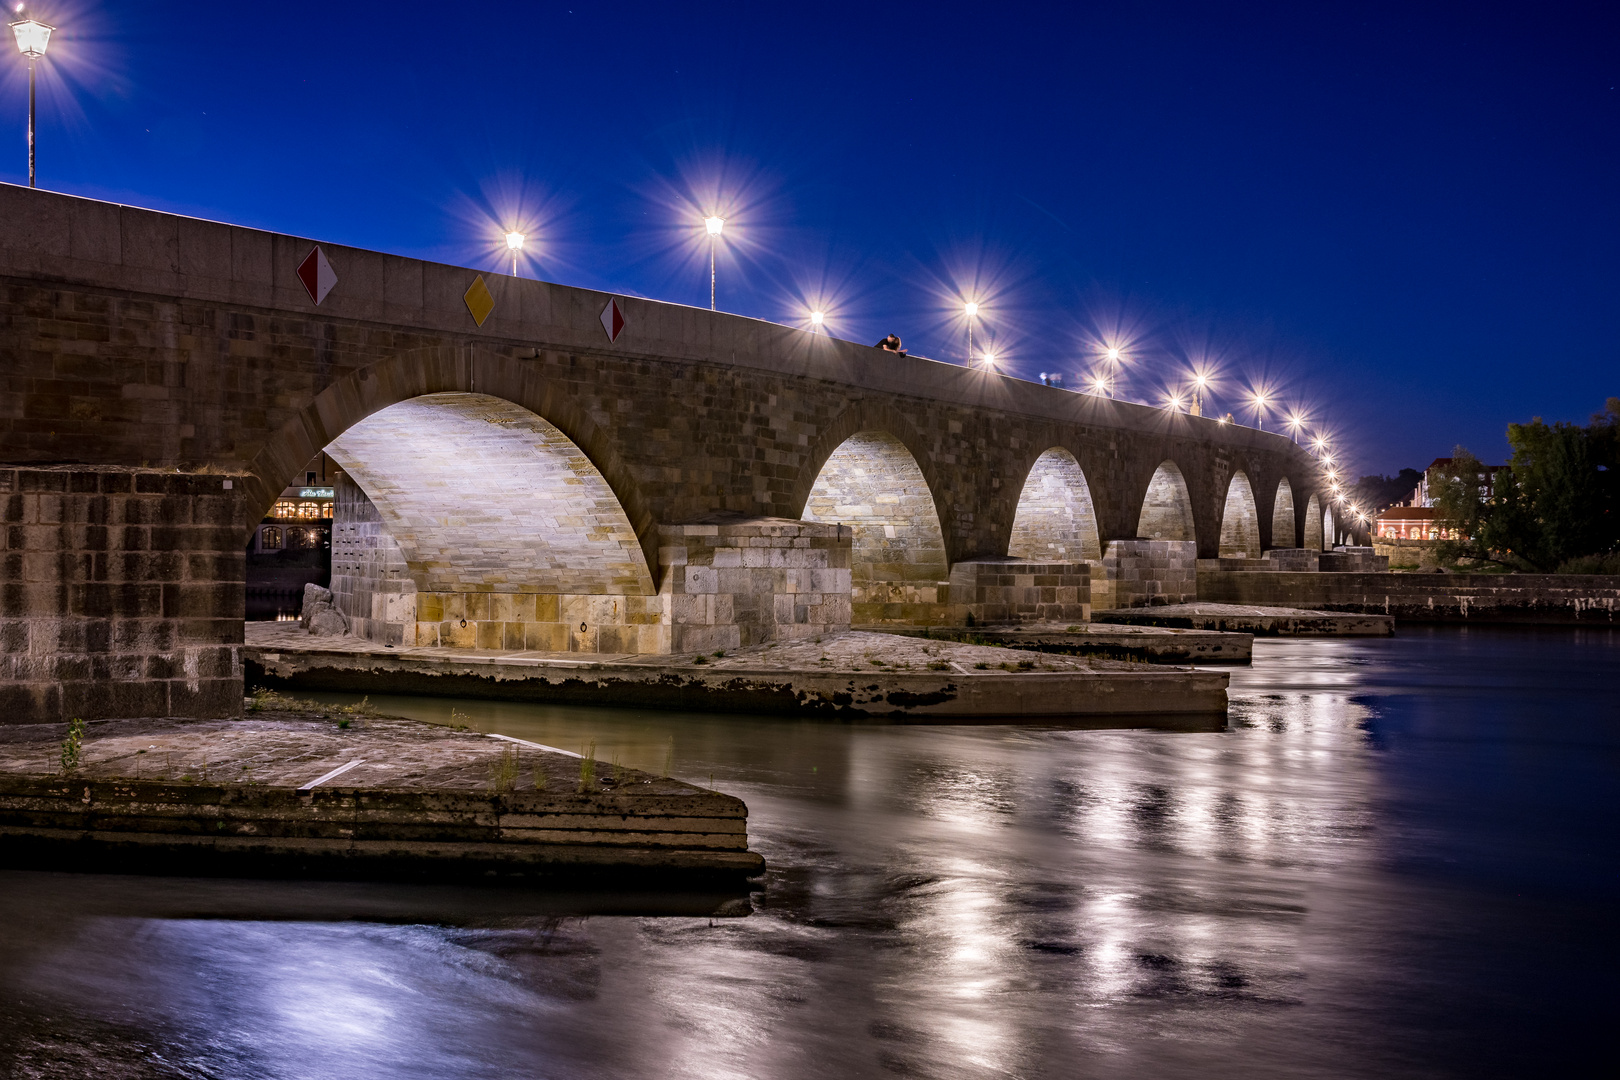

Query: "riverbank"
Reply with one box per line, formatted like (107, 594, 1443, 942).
(0, 699, 764, 886)
(1094, 603, 1394, 636)
(243, 625, 1230, 720)
(1197, 570, 1620, 622)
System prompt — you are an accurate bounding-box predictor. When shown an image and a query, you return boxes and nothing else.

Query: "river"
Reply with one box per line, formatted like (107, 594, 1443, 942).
(1, 626, 1615, 1078)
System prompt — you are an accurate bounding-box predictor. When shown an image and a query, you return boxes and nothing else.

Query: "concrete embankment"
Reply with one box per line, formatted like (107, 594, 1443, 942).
(0, 708, 763, 885)
(872, 623, 1254, 663)
(1095, 604, 1393, 636)
(243, 626, 1229, 720)
(1196, 571, 1620, 623)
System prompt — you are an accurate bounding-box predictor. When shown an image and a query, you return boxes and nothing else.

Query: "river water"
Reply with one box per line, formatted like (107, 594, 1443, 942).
(1, 627, 1615, 1078)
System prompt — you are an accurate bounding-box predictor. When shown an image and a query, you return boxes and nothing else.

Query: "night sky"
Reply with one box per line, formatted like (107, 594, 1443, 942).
(5, 1, 1615, 476)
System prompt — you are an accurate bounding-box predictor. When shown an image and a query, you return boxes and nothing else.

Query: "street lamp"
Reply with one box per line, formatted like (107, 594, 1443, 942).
(1192, 373, 1208, 417)
(1251, 392, 1269, 430)
(505, 231, 524, 277)
(704, 215, 724, 310)
(9, 11, 53, 188)
(809, 310, 824, 331)
(963, 301, 978, 364)
(980, 350, 997, 370)
(1286, 411, 1306, 443)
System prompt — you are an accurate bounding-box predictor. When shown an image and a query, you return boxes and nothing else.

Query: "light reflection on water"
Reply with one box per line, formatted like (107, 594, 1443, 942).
(0, 626, 1615, 1078)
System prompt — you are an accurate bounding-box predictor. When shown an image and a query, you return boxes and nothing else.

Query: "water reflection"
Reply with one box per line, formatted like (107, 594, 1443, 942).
(1, 627, 1614, 1077)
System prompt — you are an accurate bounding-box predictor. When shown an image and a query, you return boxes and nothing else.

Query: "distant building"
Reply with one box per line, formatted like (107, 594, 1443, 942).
(1376, 457, 1504, 540)
(251, 471, 334, 554)
(1412, 457, 1502, 508)
(1375, 505, 1439, 540)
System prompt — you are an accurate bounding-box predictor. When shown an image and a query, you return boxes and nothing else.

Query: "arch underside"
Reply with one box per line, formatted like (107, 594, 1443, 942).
(1219, 471, 1261, 558)
(1272, 478, 1296, 549)
(802, 430, 949, 618)
(325, 393, 654, 596)
(1008, 448, 1102, 562)
(1137, 461, 1196, 542)
(1304, 493, 1324, 550)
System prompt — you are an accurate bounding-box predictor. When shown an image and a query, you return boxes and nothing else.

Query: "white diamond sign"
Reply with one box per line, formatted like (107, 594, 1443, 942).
(296, 245, 337, 306)
(600, 297, 625, 343)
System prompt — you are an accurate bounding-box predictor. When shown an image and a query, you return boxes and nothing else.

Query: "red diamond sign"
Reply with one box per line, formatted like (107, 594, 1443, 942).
(600, 297, 625, 343)
(296, 245, 337, 306)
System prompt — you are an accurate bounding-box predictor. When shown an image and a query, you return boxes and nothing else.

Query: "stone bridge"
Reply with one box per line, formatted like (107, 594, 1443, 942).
(0, 186, 1333, 721)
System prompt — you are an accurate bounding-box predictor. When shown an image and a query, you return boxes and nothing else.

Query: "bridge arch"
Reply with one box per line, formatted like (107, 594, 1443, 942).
(1218, 470, 1262, 558)
(1303, 492, 1324, 550)
(801, 430, 950, 614)
(1272, 477, 1297, 548)
(1007, 447, 1102, 561)
(1137, 460, 1197, 542)
(324, 392, 655, 597)
(241, 347, 657, 572)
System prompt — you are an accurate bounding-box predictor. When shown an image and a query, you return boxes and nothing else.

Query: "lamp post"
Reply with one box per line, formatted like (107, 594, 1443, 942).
(963, 301, 978, 364)
(1251, 392, 1268, 430)
(10, 12, 53, 188)
(1192, 373, 1207, 417)
(1104, 346, 1122, 396)
(505, 231, 524, 277)
(1286, 411, 1306, 444)
(704, 215, 724, 310)
(810, 310, 824, 332)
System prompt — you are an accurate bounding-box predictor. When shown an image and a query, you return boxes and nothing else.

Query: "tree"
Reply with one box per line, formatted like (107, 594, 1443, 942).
(1435, 399, 1620, 570)
(1350, 468, 1423, 513)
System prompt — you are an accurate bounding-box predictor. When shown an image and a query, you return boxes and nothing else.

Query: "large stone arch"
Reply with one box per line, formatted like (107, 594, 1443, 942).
(1303, 493, 1324, 550)
(1137, 460, 1197, 542)
(1217, 471, 1262, 558)
(801, 429, 950, 621)
(325, 392, 655, 597)
(1272, 478, 1297, 548)
(1007, 447, 1102, 561)
(240, 347, 656, 573)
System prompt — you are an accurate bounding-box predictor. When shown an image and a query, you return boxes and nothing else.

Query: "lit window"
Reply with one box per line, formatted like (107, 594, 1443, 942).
(261, 526, 282, 550)
(272, 500, 298, 519)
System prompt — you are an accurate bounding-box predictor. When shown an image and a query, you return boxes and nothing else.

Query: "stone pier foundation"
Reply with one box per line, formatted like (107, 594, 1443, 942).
(0, 467, 245, 724)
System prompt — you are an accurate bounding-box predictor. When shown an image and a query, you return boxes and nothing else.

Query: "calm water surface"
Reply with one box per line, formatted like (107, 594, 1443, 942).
(2, 627, 1616, 1078)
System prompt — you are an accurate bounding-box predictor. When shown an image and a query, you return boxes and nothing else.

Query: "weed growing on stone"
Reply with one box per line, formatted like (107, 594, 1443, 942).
(489, 747, 519, 794)
(973, 662, 990, 670)
(692, 654, 708, 664)
(450, 708, 473, 731)
(579, 740, 597, 791)
(927, 661, 951, 671)
(532, 764, 549, 792)
(609, 754, 625, 786)
(245, 688, 377, 724)
(712, 650, 725, 659)
(59, 718, 84, 774)
(336, 718, 350, 729)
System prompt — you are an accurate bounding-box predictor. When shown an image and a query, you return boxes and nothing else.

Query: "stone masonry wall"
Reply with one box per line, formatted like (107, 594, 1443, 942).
(1197, 570, 1620, 623)
(948, 559, 1090, 625)
(1094, 540, 1198, 610)
(329, 474, 416, 646)
(658, 519, 851, 653)
(0, 467, 244, 724)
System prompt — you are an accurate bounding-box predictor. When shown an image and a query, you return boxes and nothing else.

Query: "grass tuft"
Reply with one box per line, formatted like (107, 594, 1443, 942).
(489, 746, 519, 794)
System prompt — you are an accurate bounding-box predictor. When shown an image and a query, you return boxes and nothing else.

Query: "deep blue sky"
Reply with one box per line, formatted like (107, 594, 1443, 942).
(6, 1, 1616, 476)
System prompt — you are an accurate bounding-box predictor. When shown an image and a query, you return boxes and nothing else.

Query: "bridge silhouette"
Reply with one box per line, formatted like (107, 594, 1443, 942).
(0, 185, 1334, 722)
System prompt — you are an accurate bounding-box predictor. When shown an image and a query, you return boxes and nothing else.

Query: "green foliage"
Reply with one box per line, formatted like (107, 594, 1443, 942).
(578, 739, 597, 791)
(532, 763, 549, 791)
(1557, 552, 1620, 574)
(1350, 467, 1424, 514)
(488, 746, 519, 794)
(1435, 399, 1619, 571)
(59, 718, 84, 773)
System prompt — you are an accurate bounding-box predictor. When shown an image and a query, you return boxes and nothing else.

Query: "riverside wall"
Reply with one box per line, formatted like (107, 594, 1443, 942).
(1197, 570, 1620, 623)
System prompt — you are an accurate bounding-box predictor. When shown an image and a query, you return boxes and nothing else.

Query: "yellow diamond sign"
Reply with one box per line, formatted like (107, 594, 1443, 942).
(463, 275, 495, 326)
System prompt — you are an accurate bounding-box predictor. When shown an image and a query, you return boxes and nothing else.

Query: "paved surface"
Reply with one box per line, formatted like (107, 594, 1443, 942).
(248, 622, 1148, 674)
(243, 624, 1230, 719)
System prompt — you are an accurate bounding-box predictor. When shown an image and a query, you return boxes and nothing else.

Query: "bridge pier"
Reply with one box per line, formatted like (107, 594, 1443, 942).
(1, 466, 245, 724)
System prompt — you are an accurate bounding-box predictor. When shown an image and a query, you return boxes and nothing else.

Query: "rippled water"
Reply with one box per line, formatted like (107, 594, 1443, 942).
(2, 627, 1615, 1078)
